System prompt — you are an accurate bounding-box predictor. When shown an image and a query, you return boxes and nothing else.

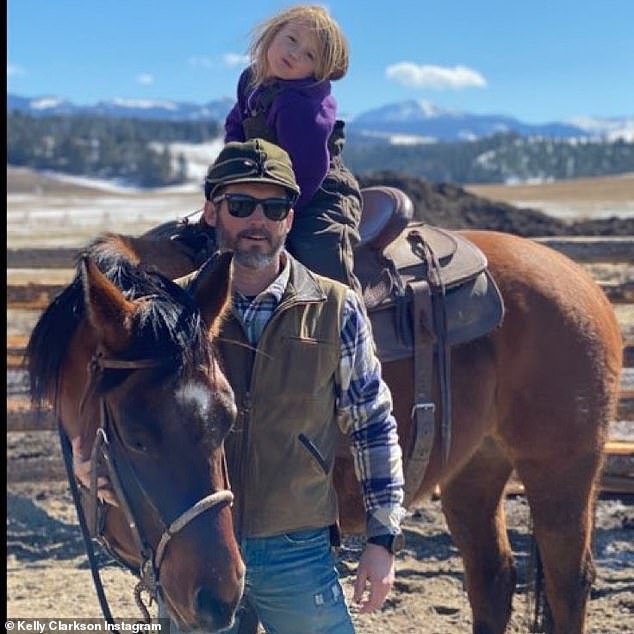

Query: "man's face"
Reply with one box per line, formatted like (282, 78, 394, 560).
(204, 182, 294, 270)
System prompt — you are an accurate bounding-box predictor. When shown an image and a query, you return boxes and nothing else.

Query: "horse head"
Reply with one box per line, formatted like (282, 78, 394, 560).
(27, 235, 244, 631)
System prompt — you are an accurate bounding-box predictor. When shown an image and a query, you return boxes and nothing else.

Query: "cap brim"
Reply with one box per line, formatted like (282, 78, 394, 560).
(212, 176, 299, 199)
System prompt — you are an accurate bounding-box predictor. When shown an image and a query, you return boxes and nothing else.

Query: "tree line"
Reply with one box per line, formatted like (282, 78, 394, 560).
(7, 112, 221, 187)
(7, 111, 634, 187)
(344, 132, 634, 183)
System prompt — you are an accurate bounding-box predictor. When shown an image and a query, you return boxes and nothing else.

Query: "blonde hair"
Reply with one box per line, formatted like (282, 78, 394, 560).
(248, 5, 349, 87)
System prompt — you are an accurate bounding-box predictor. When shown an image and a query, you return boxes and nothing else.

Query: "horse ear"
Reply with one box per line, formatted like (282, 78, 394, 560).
(80, 256, 136, 353)
(191, 252, 233, 337)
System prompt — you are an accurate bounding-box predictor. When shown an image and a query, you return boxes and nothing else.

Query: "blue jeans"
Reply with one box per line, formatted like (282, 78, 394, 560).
(225, 527, 355, 634)
(158, 527, 354, 633)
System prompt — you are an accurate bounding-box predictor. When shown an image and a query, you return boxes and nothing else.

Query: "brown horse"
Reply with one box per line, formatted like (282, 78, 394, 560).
(31, 214, 622, 633)
(133, 213, 621, 634)
(26, 236, 245, 630)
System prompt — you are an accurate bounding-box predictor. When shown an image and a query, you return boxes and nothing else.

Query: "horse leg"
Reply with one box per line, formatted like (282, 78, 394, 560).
(515, 452, 602, 634)
(441, 437, 515, 634)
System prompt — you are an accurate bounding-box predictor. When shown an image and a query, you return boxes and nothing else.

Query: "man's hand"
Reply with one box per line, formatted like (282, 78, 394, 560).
(352, 542, 396, 613)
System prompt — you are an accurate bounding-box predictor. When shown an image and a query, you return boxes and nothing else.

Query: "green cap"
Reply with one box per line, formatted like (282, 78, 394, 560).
(205, 138, 301, 201)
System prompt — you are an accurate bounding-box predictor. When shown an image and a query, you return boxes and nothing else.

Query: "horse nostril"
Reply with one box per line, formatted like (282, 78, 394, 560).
(195, 587, 236, 631)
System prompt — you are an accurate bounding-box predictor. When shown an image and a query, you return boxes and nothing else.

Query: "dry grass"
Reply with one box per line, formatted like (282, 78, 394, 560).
(7, 166, 115, 197)
(7, 166, 203, 248)
(466, 173, 634, 204)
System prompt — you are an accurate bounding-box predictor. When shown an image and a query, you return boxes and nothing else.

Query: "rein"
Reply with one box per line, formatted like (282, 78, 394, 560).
(62, 350, 234, 623)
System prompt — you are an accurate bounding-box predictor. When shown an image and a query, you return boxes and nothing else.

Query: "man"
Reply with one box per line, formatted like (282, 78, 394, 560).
(75, 138, 405, 633)
(190, 138, 405, 633)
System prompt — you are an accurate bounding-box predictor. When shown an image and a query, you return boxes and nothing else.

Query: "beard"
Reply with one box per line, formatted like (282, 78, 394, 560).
(215, 216, 287, 270)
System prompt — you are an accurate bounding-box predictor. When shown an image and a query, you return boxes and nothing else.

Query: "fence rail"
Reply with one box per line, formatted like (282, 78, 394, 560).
(8, 236, 634, 269)
(9, 280, 626, 307)
(531, 236, 634, 263)
(7, 247, 78, 269)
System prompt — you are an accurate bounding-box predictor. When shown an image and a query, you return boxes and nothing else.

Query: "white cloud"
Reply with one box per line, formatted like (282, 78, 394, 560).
(188, 53, 249, 70)
(386, 63, 486, 90)
(136, 73, 154, 86)
(8, 63, 25, 77)
(188, 55, 216, 68)
(222, 52, 249, 68)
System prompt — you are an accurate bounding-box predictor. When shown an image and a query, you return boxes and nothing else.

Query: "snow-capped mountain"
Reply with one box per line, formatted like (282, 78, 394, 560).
(567, 116, 634, 142)
(348, 99, 591, 143)
(7, 93, 633, 143)
(7, 94, 234, 122)
(8, 94, 77, 115)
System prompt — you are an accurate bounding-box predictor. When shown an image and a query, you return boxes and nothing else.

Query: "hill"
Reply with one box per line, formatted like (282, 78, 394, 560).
(345, 133, 634, 184)
(466, 173, 634, 220)
(358, 172, 634, 237)
(6, 166, 139, 196)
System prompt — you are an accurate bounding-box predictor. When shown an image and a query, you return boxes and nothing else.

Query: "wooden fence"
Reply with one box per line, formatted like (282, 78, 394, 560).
(7, 237, 634, 491)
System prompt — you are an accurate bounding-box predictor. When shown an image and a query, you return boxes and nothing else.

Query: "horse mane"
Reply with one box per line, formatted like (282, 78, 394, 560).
(27, 233, 212, 408)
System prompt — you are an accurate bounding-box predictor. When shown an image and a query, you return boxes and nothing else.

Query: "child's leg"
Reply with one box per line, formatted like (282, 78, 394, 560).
(287, 170, 362, 289)
(287, 214, 360, 292)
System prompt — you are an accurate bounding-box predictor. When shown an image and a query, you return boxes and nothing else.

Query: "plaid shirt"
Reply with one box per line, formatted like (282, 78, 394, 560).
(231, 255, 405, 536)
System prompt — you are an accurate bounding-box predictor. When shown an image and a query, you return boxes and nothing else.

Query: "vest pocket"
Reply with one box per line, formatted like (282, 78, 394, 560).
(298, 433, 329, 474)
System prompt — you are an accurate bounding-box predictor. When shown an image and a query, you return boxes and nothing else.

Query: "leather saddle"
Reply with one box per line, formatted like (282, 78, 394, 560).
(355, 187, 504, 505)
(356, 186, 504, 361)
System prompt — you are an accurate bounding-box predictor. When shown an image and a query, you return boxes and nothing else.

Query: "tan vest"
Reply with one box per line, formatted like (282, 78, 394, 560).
(218, 258, 347, 537)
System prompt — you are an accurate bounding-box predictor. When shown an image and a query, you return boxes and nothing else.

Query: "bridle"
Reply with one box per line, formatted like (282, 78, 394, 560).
(60, 349, 234, 623)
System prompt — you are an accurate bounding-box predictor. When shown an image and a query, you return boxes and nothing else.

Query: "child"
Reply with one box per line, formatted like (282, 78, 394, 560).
(224, 4, 362, 292)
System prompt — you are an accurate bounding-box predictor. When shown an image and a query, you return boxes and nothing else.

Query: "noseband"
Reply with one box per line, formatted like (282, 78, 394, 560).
(61, 350, 233, 623)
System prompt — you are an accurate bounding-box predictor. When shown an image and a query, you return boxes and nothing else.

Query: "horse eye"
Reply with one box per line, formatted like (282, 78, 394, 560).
(132, 440, 148, 453)
(123, 430, 153, 454)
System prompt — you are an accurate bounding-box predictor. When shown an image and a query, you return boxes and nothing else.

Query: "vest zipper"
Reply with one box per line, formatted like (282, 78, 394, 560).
(237, 390, 252, 538)
(236, 289, 327, 537)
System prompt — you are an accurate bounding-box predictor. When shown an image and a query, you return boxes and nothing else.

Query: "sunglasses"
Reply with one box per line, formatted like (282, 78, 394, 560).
(213, 193, 292, 221)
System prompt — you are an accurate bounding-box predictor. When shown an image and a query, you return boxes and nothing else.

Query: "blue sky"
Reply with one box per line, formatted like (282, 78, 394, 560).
(7, 0, 634, 122)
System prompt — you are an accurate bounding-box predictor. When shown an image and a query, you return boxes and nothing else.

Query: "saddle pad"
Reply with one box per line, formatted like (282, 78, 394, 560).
(369, 269, 505, 363)
(356, 223, 490, 311)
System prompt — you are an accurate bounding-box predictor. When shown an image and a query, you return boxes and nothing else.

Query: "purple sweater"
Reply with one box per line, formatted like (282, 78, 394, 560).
(225, 68, 337, 212)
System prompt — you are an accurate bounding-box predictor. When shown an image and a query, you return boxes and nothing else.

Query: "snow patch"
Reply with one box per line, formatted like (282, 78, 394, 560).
(109, 98, 178, 110)
(567, 116, 634, 142)
(389, 134, 437, 145)
(31, 98, 66, 110)
(149, 138, 225, 181)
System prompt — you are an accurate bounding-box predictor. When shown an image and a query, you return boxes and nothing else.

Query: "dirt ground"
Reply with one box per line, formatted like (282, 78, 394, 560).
(6, 478, 634, 633)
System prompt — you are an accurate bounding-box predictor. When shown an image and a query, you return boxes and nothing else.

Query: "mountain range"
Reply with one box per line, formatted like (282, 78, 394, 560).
(7, 93, 634, 144)
(349, 101, 633, 143)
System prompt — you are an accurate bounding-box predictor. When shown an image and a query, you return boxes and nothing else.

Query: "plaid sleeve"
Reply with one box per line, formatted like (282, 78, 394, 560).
(336, 290, 406, 536)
